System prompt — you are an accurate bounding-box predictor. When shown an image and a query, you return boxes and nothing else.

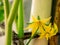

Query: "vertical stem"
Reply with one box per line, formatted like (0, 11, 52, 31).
(5, 0, 20, 45)
(18, 0, 24, 45)
(3, 0, 9, 41)
(3, 0, 9, 21)
(18, 0, 24, 40)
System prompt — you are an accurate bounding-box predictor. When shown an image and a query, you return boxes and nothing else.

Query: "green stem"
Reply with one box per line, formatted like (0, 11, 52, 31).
(18, 0, 24, 39)
(5, 0, 20, 45)
(3, 0, 9, 20)
(26, 28, 39, 45)
(18, 0, 24, 45)
(26, 36, 33, 45)
(3, 0, 9, 36)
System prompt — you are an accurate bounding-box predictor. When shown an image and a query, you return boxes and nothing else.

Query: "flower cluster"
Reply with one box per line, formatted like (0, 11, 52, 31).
(25, 16, 58, 40)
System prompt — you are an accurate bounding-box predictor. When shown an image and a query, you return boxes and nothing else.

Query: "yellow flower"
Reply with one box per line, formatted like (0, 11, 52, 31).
(39, 23, 58, 40)
(24, 16, 51, 36)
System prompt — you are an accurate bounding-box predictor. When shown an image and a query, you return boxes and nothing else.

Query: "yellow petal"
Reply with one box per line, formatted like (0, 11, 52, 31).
(45, 23, 51, 32)
(39, 27, 46, 39)
(31, 23, 38, 36)
(40, 17, 51, 24)
(50, 28, 54, 36)
(49, 23, 52, 27)
(32, 16, 38, 22)
(24, 23, 36, 30)
(54, 23, 58, 34)
(39, 27, 45, 33)
(45, 34, 49, 40)
(39, 34, 45, 39)
(31, 27, 38, 36)
(50, 23, 58, 36)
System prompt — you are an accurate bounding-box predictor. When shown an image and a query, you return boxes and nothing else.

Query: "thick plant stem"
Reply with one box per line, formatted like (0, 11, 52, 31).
(18, 0, 24, 38)
(5, 0, 20, 45)
(3, 0, 9, 20)
(18, 0, 24, 45)
(3, 0, 9, 37)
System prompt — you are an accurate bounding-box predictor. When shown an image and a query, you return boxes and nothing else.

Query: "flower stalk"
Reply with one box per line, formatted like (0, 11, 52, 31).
(26, 28, 39, 45)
